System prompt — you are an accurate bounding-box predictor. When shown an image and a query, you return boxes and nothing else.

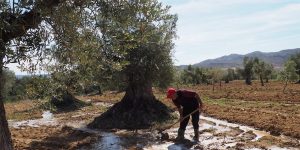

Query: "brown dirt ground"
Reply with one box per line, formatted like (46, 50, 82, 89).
(5, 92, 121, 150)
(164, 80, 300, 139)
(190, 80, 300, 102)
(11, 126, 98, 150)
(5, 80, 300, 149)
(5, 100, 44, 120)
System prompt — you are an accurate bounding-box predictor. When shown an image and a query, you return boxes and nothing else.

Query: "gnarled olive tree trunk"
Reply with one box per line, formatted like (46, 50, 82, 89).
(0, 44, 13, 150)
(122, 82, 154, 107)
(88, 81, 171, 129)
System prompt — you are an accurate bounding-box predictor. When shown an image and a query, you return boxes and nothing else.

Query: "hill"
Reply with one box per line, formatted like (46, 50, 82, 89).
(180, 48, 300, 69)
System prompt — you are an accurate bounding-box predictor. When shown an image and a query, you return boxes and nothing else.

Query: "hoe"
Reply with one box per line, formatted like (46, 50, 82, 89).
(157, 108, 200, 140)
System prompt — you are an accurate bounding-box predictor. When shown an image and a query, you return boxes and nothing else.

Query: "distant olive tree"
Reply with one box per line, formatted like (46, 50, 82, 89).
(180, 65, 209, 85)
(253, 58, 266, 86)
(181, 65, 195, 84)
(253, 58, 274, 86)
(242, 57, 255, 85)
(224, 68, 235, 83)
(208, 68, 224, 91)
(289, 53, 300, 83)
(279, 60, 298, 93)
(263, 63, 274, 83)
(235, 67, 244, 80)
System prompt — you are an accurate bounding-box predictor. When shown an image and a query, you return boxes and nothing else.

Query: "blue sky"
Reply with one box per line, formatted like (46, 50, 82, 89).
(160, 0, 300, 65)
(7, 0, 300, 74)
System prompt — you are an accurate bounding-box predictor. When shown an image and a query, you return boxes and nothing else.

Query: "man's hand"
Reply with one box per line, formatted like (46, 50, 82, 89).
(180, 114, 183, 121)
(199, 104, 204, 112)
(178, 107, 183, 120)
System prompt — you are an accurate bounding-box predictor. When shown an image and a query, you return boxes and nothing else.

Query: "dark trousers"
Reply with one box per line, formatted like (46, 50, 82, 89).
(179, 107, 199, 131)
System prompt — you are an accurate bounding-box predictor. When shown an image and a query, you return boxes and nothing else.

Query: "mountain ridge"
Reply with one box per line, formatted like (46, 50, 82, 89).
(179, 48, 300, 69)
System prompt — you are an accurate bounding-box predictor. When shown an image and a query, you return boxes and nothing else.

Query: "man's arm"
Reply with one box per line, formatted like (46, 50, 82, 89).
(172, 99, 183, 119)
(195, 93, 203, 111)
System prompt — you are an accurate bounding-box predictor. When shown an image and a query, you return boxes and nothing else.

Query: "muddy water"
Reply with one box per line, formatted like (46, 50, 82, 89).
(200, 116, 270, 141)
(8, 111, 299, 150)
(87, 116, 299, 150)
(8, 111, 57, 128)
(89, 132, 122, 150)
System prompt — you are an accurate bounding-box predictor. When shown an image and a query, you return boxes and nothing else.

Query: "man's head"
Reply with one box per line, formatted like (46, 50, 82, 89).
(167, 88, 176, 100)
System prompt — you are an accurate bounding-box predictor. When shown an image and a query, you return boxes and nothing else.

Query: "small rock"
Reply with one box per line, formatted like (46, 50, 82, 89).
(161, 133, 169, 140)
(194, 145, 204, 150)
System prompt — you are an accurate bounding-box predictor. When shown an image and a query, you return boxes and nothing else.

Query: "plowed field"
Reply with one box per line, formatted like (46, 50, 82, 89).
(165, 81, 300, 139)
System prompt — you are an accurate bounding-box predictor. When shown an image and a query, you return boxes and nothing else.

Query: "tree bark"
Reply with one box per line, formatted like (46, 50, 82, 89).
(283, 80, 288, 93)
(88, 82, 171, 129)
(0, 42, 13, 150)
(122, 82, 154, 105)
(245, 76, 252, 85)
(0, 2, 63, 149)
(260, 75, 264, 86)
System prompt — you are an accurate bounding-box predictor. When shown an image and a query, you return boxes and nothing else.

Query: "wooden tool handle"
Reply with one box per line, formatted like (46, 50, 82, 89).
(163, 108, 200, 131)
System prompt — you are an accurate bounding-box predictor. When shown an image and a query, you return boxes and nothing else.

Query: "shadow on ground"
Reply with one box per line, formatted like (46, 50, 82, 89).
(27, 126, 98, 150)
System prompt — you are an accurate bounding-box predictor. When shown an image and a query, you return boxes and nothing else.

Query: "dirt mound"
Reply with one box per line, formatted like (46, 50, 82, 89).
(50, 91, 89, 112)
(88, 98, 172, 129)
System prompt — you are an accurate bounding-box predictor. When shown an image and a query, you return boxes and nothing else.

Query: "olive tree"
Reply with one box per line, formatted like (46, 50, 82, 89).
(289, 53, 300, 83)
(242, 57, 255, 85)
(0, 0, 97, 149)
(88, 0, 177, 129)
(253, 58, 266, 86)
(208, 68, 223, 91)
(279, 60, 298, 93)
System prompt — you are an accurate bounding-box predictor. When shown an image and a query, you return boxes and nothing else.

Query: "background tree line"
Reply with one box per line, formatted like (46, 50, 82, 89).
(3, 53, 300, 103)
(175, 54, 300, 88)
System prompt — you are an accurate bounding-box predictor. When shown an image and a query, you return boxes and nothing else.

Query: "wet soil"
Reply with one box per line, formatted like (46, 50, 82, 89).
(83, 116, 299, 150)
(5, 81, 300, 149)
(165, 81, 300, 139)
(7, 97, 112, 150)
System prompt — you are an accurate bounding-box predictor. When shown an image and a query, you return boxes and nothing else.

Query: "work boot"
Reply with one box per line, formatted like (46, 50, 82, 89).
(193, 129, 199, 141)
(176, 129, 185, 141)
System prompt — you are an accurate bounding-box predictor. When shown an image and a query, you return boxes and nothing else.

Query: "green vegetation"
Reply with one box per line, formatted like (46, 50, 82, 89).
(88, 0, 177, 129)
(289, 53, 300, 83)
(279, 60, 298, 93)
(177, 57, 275, 87)
(1, 0, 177, 146)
